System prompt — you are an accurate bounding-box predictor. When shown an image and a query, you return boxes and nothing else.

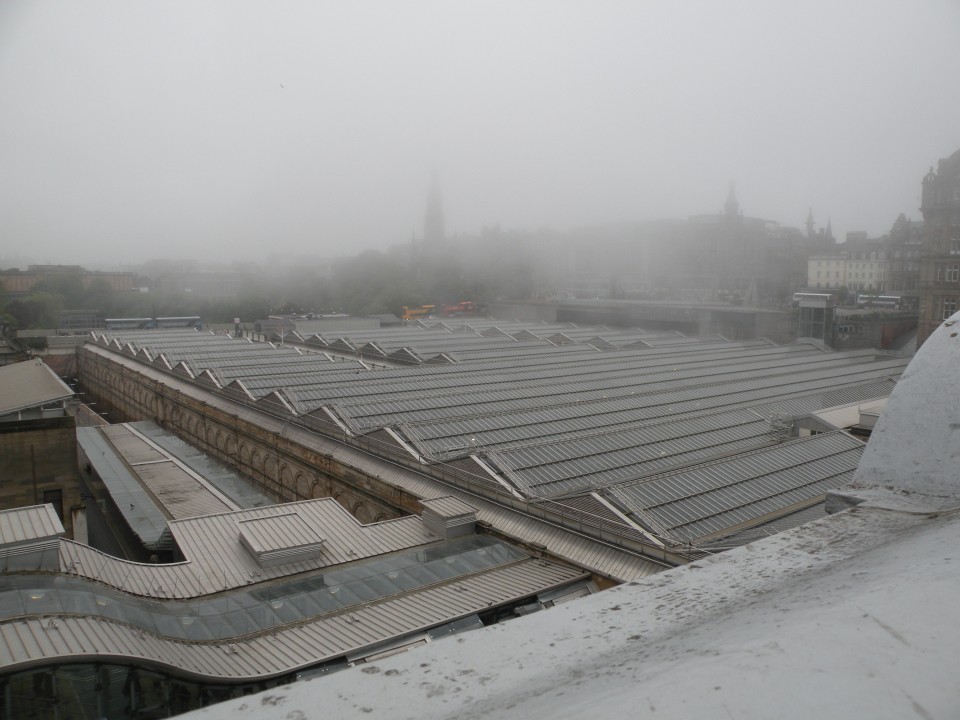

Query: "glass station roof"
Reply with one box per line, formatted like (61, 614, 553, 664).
(0, 536, 524, 642)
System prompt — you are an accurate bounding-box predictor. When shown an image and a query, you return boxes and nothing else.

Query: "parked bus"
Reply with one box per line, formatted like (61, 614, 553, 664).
(792, 292, 837, 306)
(856, 295, 900, 310)
(155, 316, 203, 329)
(104, 316, 202, 331)
(104, 317, 155, 330)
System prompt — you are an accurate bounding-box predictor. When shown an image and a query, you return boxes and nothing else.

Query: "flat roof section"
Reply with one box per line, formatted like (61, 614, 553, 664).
(59, 498, 438, 598)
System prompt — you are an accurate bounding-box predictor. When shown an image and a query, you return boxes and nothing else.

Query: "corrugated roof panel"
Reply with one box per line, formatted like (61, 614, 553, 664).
(487, 409, 777, 498)
(606, 433, 864, 545)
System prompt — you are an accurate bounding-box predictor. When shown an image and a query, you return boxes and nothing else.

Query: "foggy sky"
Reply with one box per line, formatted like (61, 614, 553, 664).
(1, 1, 959, 266)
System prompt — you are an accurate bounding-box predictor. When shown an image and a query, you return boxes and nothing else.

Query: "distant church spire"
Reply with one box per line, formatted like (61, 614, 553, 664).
(825, 217, 834, 242)
(424, 171, 445, 246)
(724, 182, 740, 217)
(806, 208, 815, 239)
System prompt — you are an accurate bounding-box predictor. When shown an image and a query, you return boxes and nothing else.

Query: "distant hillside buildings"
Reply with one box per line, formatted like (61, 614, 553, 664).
(556, 187, 819, 307)
(0, 265, 136, 296)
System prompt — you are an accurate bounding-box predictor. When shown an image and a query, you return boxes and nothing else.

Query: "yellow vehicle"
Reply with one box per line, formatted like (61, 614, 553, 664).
(401, 304, 436, 321)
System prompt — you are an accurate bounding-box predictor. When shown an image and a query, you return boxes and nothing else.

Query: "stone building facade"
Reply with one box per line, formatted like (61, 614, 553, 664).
(0, 416, 82, 538)
(807, 255, 848, 290)
(918, 148, 960, 347)
(0, 265, 136, 296)
(886, 213, 923, 311)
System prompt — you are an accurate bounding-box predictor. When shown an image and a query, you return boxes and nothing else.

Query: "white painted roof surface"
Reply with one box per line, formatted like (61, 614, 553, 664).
(811, 397, 887, 430)
(181, 313, 960, 720)
(0, 359, 73, 415)
(847, 314, 960, 506)
(184, 507, 960, 720)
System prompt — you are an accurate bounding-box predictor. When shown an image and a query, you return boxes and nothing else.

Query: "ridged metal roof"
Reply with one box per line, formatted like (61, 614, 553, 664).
(485, 408, 777, 498)
(605, 432, 864, 545)
(0, 505, 63, 545)
(83, 326, 904, 575)
(93, 424, 240, 521)
(400, 364, 903, 458)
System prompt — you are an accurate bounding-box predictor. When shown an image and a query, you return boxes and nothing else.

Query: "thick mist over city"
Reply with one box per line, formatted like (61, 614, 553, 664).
(2, 0, 959, 269)
(4, 4, 960, 717)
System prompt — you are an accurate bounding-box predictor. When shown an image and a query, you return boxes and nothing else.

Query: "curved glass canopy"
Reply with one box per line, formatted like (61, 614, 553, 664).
(0, 535, 524, 641)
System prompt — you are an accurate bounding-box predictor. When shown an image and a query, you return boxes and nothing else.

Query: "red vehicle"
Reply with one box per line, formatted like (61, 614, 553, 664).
(441, 301, 476, 317)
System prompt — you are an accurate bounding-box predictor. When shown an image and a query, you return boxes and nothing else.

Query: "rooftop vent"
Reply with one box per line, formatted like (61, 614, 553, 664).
(238, 512, 325, 568)
(0, 504, 64, 572)
(420, 496, 477, 540)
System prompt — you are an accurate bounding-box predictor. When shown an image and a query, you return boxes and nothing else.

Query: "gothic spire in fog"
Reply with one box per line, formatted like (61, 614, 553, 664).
(724, 181, 740, 218)
(424, 171, 445, 246)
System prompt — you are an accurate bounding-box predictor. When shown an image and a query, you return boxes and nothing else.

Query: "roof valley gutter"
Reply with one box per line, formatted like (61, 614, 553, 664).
(124, 422, 241, 512)
(382, 427, 425, 463)
(588, 492, 666, 548)
(468, 455, 526, 500)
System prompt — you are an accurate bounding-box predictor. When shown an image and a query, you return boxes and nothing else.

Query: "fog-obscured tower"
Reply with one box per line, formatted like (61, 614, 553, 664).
(723, 182, 740, 218)
(424, 173, 445, 247)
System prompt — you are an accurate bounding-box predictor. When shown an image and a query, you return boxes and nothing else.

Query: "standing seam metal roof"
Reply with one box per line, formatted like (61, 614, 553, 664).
(605, 432, 864, 544)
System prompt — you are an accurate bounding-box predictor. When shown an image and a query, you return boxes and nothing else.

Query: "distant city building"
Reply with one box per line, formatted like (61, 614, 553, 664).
(830, 306, 917, 352)
(806, 233, 893, 296)
(917, 147, 960, 347)
(885, 213, 923, 311)
(807, 254, 848, 290)
(562, 188, 816, 306)
(0, 265, 135, 296)
(839, 233, 888, 293)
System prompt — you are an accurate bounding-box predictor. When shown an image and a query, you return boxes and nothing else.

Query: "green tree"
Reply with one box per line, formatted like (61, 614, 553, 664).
(32, 273, 85, 308)
(6, 291, 63, 329)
